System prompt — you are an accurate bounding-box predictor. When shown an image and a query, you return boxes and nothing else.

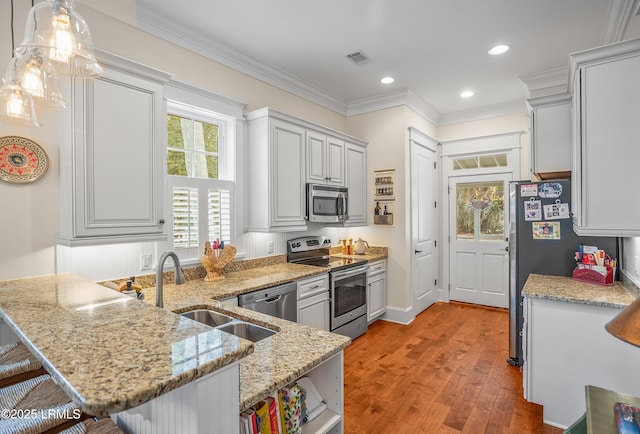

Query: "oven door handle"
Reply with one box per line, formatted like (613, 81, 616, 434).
(332, 265, 369, 281)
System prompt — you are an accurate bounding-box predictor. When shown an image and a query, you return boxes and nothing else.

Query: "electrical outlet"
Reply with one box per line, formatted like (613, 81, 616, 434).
(635, 255, 640, 277)
(267, 241, 274, 254)
(140, 253, 152, 270)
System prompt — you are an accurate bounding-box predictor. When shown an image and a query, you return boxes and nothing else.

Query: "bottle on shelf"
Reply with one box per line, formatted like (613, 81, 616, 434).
(374, 202, 381, 216)
(383, 205, 388, 215)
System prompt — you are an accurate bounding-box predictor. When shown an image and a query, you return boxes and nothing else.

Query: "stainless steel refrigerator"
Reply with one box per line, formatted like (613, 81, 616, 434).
(507, 179, 618, 366)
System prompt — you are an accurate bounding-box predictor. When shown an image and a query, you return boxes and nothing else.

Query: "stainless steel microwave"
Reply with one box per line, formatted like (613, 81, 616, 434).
(306, 184, 349, 223)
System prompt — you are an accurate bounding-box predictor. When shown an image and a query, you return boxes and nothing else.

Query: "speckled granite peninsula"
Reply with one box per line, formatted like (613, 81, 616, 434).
(0, 274, 253, 416)
(522, 273, 638, 308)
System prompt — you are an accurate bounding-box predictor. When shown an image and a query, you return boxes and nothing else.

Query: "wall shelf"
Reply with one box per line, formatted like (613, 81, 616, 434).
(373, 169, 395, 225)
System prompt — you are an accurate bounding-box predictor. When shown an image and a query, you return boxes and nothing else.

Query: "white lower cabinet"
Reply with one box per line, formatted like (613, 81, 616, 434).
(367, 260, 387, 323)
(297, 274, 330, 331)
(524, 296, 640, 429)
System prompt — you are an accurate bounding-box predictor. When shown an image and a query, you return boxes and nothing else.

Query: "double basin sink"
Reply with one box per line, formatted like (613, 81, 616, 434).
(182, 309, 276, 342)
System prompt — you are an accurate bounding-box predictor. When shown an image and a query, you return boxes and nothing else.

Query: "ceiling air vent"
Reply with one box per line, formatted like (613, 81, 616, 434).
(345, 50, 372, 65)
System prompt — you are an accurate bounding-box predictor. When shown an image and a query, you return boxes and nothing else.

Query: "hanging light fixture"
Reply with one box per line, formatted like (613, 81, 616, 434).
(16, 0, 103, 78)
(0, 0, 42, 127)
(2, 47, 66, 109)
(0, 0, 102, 128)
(0, 85, 42, 127)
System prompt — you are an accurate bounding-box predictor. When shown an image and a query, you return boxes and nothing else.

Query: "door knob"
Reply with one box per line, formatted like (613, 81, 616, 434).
(415, 249, 423, 254)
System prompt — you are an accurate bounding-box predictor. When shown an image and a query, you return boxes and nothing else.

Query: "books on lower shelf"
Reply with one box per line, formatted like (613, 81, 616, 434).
(240, 376, 327, 434)
(615, 402, 640, 434)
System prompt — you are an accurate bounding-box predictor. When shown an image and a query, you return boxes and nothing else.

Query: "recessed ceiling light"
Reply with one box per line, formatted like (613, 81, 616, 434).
(460, 90, 474, 98)
(488, 44, 510, 56)
(380, 76, 395, 84)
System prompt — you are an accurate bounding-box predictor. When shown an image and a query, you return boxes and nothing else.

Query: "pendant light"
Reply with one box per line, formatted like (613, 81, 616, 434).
(2, 47, 66, 109)
(16, 0, 103, 78)
(0, 86, 41, 127)
(0, 0, 42, 127)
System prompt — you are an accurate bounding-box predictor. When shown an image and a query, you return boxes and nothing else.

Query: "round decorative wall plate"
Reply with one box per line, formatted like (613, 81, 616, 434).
(0, 136, 49, 184)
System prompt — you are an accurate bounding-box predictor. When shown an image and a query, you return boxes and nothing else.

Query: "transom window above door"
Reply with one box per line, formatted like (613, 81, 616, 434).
(453, 153, 507, 171)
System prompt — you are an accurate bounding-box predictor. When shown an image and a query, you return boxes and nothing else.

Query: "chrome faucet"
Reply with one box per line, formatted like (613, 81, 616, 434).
(156, 250, 185, 308)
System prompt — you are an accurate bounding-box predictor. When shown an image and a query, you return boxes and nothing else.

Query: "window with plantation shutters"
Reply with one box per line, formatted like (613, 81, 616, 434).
(166, 100, 235, 259)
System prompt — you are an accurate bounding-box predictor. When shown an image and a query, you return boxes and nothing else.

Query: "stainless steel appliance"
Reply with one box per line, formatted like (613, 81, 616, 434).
(508, 179, 618, 366)
(287, 235, 368, 339)
(306, 184, 349, 223)
(238, 282, 297, 322)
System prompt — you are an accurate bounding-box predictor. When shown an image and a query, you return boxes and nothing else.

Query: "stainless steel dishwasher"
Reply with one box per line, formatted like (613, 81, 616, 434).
(238, 282, 297, 322)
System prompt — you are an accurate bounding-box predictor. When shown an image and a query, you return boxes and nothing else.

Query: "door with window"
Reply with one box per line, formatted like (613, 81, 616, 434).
(449, 173, 510, 308)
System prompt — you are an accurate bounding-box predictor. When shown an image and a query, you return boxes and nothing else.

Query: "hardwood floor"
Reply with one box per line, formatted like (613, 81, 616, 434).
(343, 302, 563, 434)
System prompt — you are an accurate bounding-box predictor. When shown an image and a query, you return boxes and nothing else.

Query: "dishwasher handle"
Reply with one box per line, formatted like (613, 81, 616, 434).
(238, 282, 297, 305)
(256, 294, 282, 304)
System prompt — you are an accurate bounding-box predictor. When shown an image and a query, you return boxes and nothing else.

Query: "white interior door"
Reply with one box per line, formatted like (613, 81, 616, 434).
(411, 136, 438, 315)
(449, 173, 510, 308)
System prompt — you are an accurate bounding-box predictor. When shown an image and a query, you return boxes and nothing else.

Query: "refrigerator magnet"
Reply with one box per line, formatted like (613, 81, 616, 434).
(524, 199, 542, 221)
(543, 200, 570, 220)
(532, 222, 561, 240)
(538, 182, 563, 198)
(520, 184, 538, 197)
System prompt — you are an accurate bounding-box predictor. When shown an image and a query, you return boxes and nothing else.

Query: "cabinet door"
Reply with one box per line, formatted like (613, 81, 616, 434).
(71, 64, 166, 240)
(298, 292, 330, 331)
(530, 98, 572, 174)
(368, 274, 386, 322)
(306, 131, 327, 184)
(344, 143, 366, 225)
(326, 137, 345, 186)
(575, 54, 640, 236)
(271, 120, 306, 227)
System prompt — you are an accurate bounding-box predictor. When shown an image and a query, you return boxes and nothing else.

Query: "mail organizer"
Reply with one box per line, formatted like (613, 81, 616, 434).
(572, 264, 614, 286)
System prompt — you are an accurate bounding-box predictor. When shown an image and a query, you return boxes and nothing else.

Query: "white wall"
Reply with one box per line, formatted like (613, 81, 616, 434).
(438, 113, 530, 179)
(0, 3, 350, 281)
(623, 237, 640, 288)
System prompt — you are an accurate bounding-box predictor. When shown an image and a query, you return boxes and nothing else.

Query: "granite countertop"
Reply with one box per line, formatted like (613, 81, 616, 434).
(139, 262, 328, 310)
(329, 246, 388, 263)
(0, 274, 254, 416)
(159, 299, 350, 411)
(137, 261, 350, 411)
(522, 274, 638, 308)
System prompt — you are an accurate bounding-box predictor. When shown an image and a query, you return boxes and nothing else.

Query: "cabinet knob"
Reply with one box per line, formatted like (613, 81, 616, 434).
(159, 219, 165, 225)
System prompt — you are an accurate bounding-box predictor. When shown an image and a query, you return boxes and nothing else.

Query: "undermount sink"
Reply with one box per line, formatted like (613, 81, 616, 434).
(181, 309, 234, 327)
(180, 309, 276, 342)
(216, 322, 276, 343)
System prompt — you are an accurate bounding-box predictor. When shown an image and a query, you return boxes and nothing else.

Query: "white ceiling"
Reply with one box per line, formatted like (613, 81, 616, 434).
(133, 0, 639, 124)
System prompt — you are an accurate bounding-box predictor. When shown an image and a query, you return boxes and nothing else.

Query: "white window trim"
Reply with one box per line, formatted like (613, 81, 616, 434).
(160, 80, 247, 265)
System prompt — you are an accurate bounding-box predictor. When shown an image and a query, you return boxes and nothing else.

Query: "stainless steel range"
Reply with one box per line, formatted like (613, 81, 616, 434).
(287, 236, 368, 340)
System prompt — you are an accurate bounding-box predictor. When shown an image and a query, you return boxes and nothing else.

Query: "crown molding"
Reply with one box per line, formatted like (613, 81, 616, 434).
(519, 66, 569, 98)
(601, 0, 640, 43)
(346, 89, 440, 123)
(82, 1, 538, 126)
(437, 100, 527, 126)
(133, 8, 348, 116)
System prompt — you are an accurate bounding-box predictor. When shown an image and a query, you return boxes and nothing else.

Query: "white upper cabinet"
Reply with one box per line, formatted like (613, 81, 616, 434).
(246, 108, 367, 231)
(569, 38, 640, 236)
(306, 131, 345, 186)
(343, 142, 367, 226)
(246, 109, 307, 232)
(527, 93, 572, 177)
(57, 50, 172, 246)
